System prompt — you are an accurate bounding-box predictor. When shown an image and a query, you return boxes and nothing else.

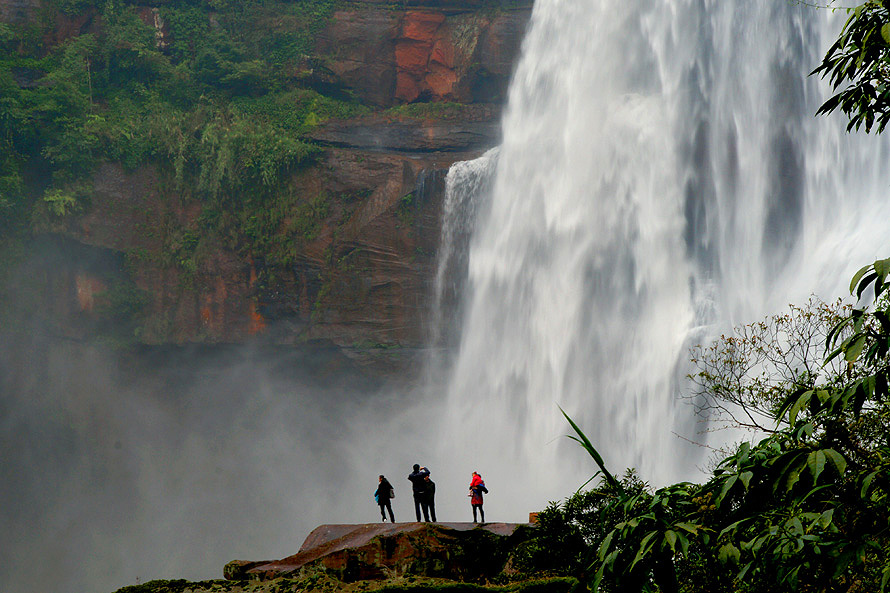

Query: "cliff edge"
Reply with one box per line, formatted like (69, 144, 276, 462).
(112, 522, 581, 593)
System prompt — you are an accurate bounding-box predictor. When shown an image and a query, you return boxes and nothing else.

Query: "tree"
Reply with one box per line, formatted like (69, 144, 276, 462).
(813, 0, 890, 132)
(687, 297, 853, 435)
(544, 260, 890, 593)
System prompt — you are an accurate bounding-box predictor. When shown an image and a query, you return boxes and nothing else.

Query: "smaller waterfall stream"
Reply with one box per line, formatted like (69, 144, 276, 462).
(431, 148, 499, 352)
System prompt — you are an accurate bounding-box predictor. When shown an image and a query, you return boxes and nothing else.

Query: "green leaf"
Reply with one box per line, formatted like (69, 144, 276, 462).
(861, 471, 877, 499)
(846, 334, 867, 362)
(874, 258, 890, 288)
(665, 529, 678, 553)
(598, 530, 616, 561)
(719, 519, 747, 540)
(674, 521, 700, 535)
(823, 448, 847, 476)
(818, 508, 835, 529)
(719, 542, 741, 565)
(631, 531, 658, 570)
(850, 262, 873, 293)
(856, 272, 878, 301)
(786, 565, 802, 587)
(785, 458, 806, 491)
(717, 474, 739, 506)
(789, 390, 813, 426)
(807, 450, 826, 483)
(591, 561, 607, 593)
(560, 406, 623, 494)
(602, 548, 619, 570)
(799, 483, 833, 505)
(677, 531, 690, 556)
(739, 471, 754, 490)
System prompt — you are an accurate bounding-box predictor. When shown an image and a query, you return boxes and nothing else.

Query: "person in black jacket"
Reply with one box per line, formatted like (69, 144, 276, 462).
(407, 464, 431, 522)
(422, 474, 437, 522)
(375, 475, 395, 522)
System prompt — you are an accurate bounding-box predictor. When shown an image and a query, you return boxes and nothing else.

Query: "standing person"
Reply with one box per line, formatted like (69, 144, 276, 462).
(423, 475, 437, 522)
(375, 475, 395, 522)
(408, 464, 431, 522)
(469, 471, 488, 523)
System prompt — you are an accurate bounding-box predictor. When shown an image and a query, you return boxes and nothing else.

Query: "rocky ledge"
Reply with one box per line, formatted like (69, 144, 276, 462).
(113, 522, 580, 593)
(227, 522, 529, 581)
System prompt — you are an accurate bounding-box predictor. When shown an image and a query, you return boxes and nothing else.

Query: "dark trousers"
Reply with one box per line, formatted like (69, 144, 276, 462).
(421, 496, 436, 522)
(379, 500, 394, 522)
(472, 503, 484, 523)
(413, 493, 429, 522)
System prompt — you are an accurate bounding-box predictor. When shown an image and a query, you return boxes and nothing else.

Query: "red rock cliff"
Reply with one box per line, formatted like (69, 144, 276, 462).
(4, 1, 532, 377)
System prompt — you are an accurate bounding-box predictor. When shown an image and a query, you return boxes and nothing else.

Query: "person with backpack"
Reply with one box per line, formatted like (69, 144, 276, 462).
(469, 471, 488, 523)
(375, 474, 395, 522)
(408, 464, 431, 522)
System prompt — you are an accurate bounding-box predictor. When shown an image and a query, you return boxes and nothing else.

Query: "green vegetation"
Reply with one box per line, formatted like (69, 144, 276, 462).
(813, 0, 890, 132)
(0, 0, 365, 262)
(685, 296, 852, 436)
(95, 279, 150, 332)
(387, 102, 468, 121)
(516, 260, 890, 592)
(396, 192, 416, 228)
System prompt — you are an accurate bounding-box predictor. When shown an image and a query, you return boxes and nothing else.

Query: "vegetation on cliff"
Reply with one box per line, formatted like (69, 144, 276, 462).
(0, 0, 528, 350)
(0, 0, 368, 343)
(0, 0, 524, 236)
(0, 0, 362, 236)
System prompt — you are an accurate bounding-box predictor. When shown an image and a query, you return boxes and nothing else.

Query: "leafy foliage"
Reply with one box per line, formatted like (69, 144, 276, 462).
(0, 0, 360, 251)
(813, 0, 890, 132)
(528, 260, 890, 592)
(687, 297, 852, 434)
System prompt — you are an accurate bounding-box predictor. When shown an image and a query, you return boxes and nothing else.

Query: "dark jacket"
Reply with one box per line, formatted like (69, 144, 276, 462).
(408, 467, 430, 494)
(375, 478, 394, 504)
(423, 479, 436, 501)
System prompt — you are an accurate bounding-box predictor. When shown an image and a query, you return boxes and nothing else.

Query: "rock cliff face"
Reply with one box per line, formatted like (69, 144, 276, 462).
(315, 4, 528, 106)
(4, 1, 532, 377)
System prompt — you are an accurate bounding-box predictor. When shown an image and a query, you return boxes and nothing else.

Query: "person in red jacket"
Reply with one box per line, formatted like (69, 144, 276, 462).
(468, 471, 488, 523)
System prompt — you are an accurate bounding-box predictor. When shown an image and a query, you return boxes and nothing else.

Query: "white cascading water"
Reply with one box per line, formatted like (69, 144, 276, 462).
(432, 0, 890, 518)
(431, 148, 499, 352)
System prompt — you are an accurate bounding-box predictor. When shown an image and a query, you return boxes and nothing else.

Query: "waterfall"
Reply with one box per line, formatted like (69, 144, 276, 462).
(433, 0, 890, 517)
(431, 148, 499, 352)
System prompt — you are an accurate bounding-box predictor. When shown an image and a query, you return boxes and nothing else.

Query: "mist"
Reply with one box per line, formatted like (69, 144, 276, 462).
(0, 282, 553, 593)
